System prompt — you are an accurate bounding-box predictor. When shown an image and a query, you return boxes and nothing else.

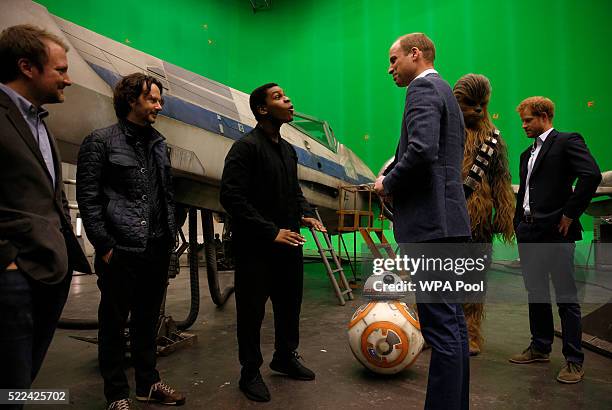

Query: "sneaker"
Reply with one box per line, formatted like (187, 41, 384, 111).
(239, 370, 271, 402)
(270, 351, 315, 381)
(557, 361, 584, 384)
(509, 346, 550, 364)
(135, 381, 186, 406)
(107, 398, 132, 410)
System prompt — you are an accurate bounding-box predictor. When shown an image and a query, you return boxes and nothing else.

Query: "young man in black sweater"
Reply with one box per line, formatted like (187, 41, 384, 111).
(220, 83, 326, 402)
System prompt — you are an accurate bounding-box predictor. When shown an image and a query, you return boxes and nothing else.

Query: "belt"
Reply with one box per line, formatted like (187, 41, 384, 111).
(522, 215, 536, 224)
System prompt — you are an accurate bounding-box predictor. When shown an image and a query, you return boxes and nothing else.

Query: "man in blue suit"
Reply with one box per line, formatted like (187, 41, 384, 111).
(375, 33, 471, 410)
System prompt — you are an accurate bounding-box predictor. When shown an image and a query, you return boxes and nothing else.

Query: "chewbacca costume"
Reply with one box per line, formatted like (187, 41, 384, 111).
(453, 74, 515, 355)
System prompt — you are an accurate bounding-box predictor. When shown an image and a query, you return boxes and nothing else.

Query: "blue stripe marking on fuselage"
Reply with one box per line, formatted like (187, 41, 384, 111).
(88, 63, 372, 185)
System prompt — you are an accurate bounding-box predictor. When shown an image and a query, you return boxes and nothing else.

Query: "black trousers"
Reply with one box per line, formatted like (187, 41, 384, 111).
(96, 239, 170, 402)
(234, 242, 303, 373)
(0, 268, 72, 410)
(516, 221, 583, 364)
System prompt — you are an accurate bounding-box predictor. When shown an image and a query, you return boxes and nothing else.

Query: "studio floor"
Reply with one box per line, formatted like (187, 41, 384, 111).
(29, 260, 612, 409)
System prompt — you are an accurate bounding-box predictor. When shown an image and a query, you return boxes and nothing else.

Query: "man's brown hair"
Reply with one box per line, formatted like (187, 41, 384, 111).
(398, 33, 436, 63)
(516, 96, 555, 120)
(0, 24, 69, 83)
(113, 73, 164, 119)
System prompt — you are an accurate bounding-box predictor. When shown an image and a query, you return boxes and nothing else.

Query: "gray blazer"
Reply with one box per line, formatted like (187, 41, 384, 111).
(0, 89, 90, 282)
(383, 73, 471, 243)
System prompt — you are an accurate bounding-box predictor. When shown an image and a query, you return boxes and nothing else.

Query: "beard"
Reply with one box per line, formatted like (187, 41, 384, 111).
(43, 88, 65, 104)
(143, 110, 160, 125)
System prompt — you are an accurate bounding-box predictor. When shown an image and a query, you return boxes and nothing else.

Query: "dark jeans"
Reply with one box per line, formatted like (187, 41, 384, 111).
(516, 221, 583, 364)
(96, 239, 170, 402)
(234, 243, 303, 374)
(0, 268, 72, 410)
(405, 237, 470, 410)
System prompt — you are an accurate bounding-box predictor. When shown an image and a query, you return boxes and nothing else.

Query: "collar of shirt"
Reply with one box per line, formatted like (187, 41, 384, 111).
(533, 127, 554, 148)
(414, 68, 438, 80)
(0, 82, 48, 124)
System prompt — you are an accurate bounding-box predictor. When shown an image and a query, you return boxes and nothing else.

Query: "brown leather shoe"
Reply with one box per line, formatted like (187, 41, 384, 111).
(136, 381, 186, 406)
(557, 362, 584, 384)
(509, 346, 550, 364)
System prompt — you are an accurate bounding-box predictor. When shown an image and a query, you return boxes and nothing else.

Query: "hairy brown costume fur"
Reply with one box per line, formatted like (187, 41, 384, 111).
(453, 74, 515, 355)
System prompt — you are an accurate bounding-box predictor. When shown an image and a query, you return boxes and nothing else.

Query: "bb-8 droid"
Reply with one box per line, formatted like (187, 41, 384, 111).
(347, 273, 424, 374)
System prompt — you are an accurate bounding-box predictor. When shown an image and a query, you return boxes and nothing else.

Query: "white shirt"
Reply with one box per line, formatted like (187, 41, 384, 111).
(523, 127, 554, 215)
(414, 68, 438, 81)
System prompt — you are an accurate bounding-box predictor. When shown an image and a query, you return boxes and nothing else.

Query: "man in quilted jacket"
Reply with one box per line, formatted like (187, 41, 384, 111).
(76, 73, 185, 410)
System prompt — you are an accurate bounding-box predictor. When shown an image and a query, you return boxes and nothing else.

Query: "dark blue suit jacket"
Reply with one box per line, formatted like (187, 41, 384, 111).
(383, 73, 471, 243)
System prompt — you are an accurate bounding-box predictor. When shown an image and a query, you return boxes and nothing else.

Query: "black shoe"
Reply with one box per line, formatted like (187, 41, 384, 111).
(270, 351, 315, 381)
(239, 370, 271, 402)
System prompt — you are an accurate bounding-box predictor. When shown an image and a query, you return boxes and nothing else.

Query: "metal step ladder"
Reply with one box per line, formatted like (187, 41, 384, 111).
(309, 209, 354, 305)
(359, 227, 397, 259)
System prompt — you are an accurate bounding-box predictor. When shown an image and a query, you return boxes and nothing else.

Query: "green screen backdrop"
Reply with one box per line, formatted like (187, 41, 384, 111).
(36, 0, 611, 176)
(36, 0, 611, 239)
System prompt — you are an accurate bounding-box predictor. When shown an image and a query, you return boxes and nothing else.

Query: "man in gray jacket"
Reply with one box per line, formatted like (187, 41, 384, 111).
(0, 25, 89, 407)
(375, 33, 471, 410)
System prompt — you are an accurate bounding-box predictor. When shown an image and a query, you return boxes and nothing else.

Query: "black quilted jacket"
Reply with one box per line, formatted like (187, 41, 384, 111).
(76, 121, 176, 254)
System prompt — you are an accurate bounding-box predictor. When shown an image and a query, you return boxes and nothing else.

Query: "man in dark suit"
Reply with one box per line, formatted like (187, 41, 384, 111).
(509, 96, 601, 384)
(374, 33, 471, 410)
(0, 24, 90, 401)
